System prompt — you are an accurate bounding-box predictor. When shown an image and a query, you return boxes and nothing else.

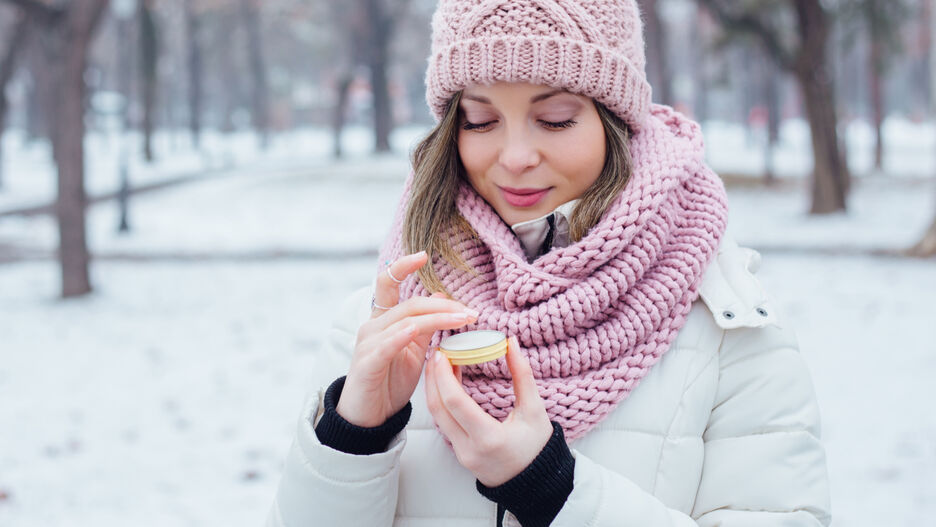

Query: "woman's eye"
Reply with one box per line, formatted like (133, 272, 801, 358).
(539, 119, 577, 130)
(462, 120, 495, 131)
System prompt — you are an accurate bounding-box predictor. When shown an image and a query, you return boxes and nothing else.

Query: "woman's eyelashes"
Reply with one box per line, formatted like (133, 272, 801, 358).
(539, 118, 577, 129)
(461, 118, 578, 131)
(462, 120, 495, 131)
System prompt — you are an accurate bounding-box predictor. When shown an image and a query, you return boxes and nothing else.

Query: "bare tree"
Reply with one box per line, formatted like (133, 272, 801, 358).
(240, 0, 269, 148)
(908, 0, 936, 257)
(184, 0, 203, 148)
(351, 0, 411, 153)
(0, 9, 30, 190)
(637, 0, 673, 106)
(139, 0, 158, 162)
(762, 52, 782, 185)
(363, 0, 394, 152)
(698, 0, 850, 214)
(328, 1, 365, 158)
(2, 0, 111, 297)
(838, 0, 913, 173)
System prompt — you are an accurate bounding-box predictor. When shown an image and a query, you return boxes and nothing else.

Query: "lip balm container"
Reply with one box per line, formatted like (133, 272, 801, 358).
(439, 330, 508, 366)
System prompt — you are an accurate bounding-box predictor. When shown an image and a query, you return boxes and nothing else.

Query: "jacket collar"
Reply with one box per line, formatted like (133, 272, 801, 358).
(699, 235, 781, 330)
(510, 200, 579, 262)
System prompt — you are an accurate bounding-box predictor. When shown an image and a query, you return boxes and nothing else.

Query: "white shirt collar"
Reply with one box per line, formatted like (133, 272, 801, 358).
(510, 200, 579, 261)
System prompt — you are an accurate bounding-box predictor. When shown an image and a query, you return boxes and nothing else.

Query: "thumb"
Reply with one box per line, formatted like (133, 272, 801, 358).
(505, 336, 541, 412)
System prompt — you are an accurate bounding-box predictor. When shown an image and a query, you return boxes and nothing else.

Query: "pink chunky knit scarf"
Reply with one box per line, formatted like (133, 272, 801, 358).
(379, 105, 729, 441)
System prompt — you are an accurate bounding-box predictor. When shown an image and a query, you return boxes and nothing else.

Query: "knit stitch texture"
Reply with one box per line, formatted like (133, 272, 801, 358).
(426, 0, 653, 130)
(379, 105, 728, 441)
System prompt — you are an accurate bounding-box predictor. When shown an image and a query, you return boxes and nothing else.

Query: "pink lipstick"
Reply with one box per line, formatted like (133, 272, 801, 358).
(500, 186, 551, 207)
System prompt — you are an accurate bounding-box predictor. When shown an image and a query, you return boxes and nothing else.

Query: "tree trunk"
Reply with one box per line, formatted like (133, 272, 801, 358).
(910, 0, 936, 256)
(185, 0, 202, 148)
(907, 214, 936, 257)
(216, 10, 237, 133)
(332, 73, 353, 159)
(240, 0, 269, 148)
(691, 4, 709, 123)
(742, 46, 756, 145)
(638, 0, 672, 106)
(41, 0, 110, 298)
(140, 0, 158, 162)
(0, 12, 31, 190)
(24, 36, 50, 142)
(869, 29, 884, 172)
(364, 0, 392, 153)
(764, 53, 780, 185)
(794, 0, 849, 214)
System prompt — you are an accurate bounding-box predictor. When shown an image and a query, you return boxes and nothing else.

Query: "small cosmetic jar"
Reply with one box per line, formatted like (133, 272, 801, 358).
(439, 330, 508, 366)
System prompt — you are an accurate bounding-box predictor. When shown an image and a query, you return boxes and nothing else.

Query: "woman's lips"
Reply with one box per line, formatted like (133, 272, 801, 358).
(499, 186, 551, 208)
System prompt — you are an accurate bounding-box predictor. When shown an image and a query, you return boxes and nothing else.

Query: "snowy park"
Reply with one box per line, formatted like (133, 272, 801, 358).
(2, 0, 936, 524)
(0, 120, 935, 526)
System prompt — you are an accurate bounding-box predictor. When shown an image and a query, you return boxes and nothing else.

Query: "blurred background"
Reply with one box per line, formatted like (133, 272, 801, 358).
(0, 0, 934, 525)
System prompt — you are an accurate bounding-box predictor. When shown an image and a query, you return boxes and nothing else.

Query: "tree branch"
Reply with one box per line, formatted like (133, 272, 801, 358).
(0, 0, 64, 24)
(696, 0, 796, 71)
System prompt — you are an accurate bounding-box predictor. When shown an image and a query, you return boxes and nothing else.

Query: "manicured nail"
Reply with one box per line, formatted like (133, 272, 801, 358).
(451, 313, 470, 322)
(464, 308, 480, 319)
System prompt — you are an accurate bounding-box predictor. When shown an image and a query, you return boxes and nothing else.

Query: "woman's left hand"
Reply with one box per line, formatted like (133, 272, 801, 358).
(425, 336, 554, 487)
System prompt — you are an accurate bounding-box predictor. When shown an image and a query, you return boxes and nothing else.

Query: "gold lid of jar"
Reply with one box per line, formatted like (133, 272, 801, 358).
(439, 330, 508, 366)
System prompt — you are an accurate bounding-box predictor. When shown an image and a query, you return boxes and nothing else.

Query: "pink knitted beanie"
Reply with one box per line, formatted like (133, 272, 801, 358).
(425, 0, 652, 130)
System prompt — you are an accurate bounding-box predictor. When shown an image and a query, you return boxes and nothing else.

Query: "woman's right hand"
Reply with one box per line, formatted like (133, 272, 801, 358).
(336, 251, 478, 428)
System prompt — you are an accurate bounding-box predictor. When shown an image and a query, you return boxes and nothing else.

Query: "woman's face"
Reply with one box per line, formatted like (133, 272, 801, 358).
(457, 82, 606, 226)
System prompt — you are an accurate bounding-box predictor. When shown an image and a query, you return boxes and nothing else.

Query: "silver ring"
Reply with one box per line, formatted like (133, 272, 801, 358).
(371, 296, 392, 311)
(386, 267, 404, 284)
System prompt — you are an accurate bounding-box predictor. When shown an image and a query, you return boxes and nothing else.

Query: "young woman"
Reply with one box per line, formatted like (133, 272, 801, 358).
(267, 1, 831, 526)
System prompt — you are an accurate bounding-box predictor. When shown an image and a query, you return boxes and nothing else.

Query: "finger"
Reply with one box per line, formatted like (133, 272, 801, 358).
(505, 336, 543, 413)
(432, 350, 497, 434)
(368, 322, 420, 364)
(381, 311, 478, 341)
(424, 350, 469, 444)
(372, 251, 429, 318)
(374, 296, 478, 331)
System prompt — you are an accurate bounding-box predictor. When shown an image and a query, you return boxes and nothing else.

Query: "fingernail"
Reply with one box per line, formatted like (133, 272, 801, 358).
(451, 313, 470, 322)
(464, 308, 480, 319)
(412, 250, 427, 258)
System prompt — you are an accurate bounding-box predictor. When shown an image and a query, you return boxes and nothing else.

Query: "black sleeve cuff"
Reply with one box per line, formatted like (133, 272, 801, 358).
(313, 376, 412, 456)
(476, 421, 575, 527)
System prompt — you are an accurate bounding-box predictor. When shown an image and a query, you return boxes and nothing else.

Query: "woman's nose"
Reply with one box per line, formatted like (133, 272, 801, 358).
(498, 127, 541, 176)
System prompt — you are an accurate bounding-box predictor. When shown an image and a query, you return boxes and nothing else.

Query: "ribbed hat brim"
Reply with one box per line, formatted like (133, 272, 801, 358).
(425, 36, 652, 131)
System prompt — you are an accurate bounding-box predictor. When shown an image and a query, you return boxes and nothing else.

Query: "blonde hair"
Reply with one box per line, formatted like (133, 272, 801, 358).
(404, 92, 634, 293)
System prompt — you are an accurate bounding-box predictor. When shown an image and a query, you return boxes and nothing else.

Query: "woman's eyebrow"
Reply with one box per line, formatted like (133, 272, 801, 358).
(529, 89, 566, 103)
(461, 89, 568, 104)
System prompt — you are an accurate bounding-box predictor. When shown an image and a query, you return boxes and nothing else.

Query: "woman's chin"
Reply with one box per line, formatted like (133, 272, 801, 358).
(498, 203, 553, 226)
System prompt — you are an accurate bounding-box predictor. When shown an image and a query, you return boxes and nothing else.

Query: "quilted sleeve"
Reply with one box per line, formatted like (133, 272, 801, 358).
(690, 323, 832, 526)
(549, 323, 830, 527)
(266, 286, 406, 527)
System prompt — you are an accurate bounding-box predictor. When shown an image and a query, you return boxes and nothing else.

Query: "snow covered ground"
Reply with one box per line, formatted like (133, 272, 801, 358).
(1, 122, 935, 526)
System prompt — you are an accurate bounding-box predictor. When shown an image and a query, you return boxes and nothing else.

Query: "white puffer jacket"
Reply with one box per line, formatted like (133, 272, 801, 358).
(267, 238, 831, 527)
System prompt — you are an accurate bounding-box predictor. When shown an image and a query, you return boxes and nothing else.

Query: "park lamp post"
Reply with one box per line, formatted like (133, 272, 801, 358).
(112, 0, 138, 233)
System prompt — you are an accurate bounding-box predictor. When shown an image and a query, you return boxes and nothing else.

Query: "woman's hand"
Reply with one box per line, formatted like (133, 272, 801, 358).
(425, 336, 554, 487)
(336, 251, 479, 428)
